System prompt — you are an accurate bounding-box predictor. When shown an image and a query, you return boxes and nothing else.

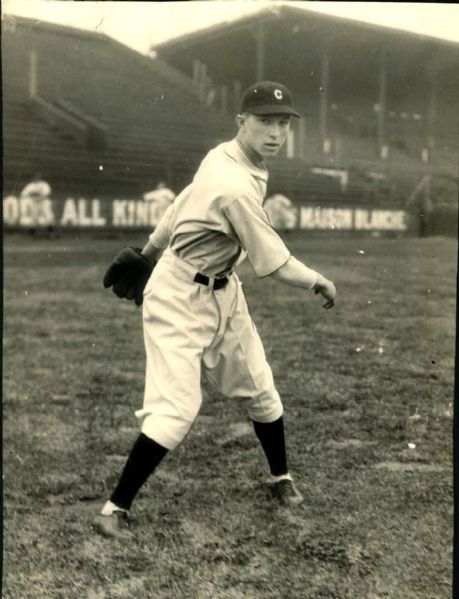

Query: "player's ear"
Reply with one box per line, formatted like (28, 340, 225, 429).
(235, 113, 245, 129)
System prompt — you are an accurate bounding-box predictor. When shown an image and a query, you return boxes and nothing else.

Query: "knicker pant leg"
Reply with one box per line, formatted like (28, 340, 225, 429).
(203, 279, 283, 423)
(137, 338, 204, 450)
(136, 258, 218, 450)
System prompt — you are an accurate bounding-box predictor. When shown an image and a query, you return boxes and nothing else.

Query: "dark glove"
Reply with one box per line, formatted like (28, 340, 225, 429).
(103, 246, 155, 306)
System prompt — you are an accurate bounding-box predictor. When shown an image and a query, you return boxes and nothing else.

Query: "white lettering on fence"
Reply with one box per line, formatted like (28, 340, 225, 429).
(354, 209, 406, 231)
(112, 200, 168, 227)
(3, 196, 56, 226)
(60, 198, 107, 226)
(4, 196, 19, 224)
(3, 196, 409, 232)
(300, 207, 353, 230)
(60, 199, 78, 225)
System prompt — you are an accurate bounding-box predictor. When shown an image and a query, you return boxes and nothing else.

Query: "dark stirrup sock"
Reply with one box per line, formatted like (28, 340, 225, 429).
(252, 416, 288, 476)
(110, 433, 168, 510)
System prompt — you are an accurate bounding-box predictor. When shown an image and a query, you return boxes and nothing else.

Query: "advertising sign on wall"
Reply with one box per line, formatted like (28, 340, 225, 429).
(3, 196, 168, 228)
(3, 195, 412, 233)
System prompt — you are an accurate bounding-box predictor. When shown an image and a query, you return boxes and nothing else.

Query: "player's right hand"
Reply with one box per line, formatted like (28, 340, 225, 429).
(103, 246, 155, 306)
(313, 275, 336, 310)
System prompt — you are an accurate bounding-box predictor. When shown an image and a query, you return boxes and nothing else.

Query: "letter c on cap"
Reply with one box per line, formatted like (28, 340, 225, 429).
(274, 89, 283, 100)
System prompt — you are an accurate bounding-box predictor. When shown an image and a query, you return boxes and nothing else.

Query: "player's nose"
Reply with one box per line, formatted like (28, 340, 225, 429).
(269, 125, 281, 139)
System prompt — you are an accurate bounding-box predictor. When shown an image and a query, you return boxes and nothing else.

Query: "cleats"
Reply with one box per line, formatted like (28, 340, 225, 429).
(270, 479, 304, 507)
(92, 510, 132, 539)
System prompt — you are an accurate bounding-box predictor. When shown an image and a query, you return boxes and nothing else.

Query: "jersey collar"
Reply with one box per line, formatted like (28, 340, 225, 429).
(224, 138, 268, 184)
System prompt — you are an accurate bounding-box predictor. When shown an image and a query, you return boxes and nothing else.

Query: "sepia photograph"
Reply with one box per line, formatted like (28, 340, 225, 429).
(2, 1, 458, 597)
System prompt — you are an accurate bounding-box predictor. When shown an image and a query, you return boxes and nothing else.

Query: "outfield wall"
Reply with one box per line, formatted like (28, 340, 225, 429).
(3, 195, 421, 234)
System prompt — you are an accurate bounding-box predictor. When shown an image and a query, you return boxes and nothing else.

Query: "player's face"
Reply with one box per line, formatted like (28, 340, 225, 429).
(238, 113, 291, 159)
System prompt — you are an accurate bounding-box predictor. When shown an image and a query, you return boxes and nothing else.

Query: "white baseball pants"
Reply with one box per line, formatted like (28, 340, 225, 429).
(135, 248, 283, 450)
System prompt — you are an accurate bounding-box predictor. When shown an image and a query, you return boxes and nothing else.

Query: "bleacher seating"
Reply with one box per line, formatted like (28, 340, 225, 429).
(2, 15, 234, 198)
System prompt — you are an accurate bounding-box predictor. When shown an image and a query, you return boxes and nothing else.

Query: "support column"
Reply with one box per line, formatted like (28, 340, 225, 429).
(192, 59, 200, 93)
(220, 85, 228, 115)
(377, 47, 388, 158)
(199, 62, 208, 102)
(319, 46, 330, 154)
(427, 71, 437, 154)
(165, 156, 173, 189)
(298, 116, 306, 160)
(234, 80, 242, 113)
(29, 49, 37, 99)
(254, 22, 266, 81)
(286, 128, 295, 159)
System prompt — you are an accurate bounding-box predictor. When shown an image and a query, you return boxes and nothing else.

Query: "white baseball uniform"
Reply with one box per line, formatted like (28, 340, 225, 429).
(136, 139, 292, 450)
(19, 180, 53, 227)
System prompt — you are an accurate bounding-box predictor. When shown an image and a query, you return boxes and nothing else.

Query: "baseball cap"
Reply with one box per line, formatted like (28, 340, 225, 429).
(240, 81, 301, 118)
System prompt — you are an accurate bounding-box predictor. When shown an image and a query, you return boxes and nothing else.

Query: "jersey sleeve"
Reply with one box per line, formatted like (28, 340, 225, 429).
(148, 202, 174, 249)
(223, 195, 291, 277)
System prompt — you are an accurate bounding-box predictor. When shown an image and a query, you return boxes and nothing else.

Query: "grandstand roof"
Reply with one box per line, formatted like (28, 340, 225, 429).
(154, 4, 459, 52)
(2, 14, 204, 97)
(153, 4, 459, 109)
(2, 13, 110, 42)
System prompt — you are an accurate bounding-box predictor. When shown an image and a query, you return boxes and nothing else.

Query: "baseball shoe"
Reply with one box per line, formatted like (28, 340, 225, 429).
(270, 479, 304, 507)
(92, 510, 132, 539)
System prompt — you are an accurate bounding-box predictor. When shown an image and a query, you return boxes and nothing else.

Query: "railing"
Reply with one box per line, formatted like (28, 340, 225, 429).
(54, 98, 108, 151)
(30, 95, 108, 151)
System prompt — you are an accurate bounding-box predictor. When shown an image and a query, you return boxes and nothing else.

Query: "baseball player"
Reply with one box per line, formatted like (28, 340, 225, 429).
(94, 81, 336, 539)
(19, 173, 53, 234)
(264, 193, 297, 231)
(143, 181, 176, 206)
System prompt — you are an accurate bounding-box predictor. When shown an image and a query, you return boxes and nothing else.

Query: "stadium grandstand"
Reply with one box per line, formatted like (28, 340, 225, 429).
(2, 9, 458, 234)
(153, 5, 459, 211)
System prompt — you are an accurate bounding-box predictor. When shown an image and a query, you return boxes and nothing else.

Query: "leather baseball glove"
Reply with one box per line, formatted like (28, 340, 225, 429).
(103, 246, 155, 306)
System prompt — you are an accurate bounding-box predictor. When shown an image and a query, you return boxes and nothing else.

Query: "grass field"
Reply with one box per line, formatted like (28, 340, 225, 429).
(3, 231, 456, 599)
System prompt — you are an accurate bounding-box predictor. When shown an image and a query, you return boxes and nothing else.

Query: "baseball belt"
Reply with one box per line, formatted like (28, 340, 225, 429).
(193, 272, 229, 290)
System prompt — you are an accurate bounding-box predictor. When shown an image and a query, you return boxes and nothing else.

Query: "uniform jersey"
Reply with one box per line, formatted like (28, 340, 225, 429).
(148, 138, 291, 278)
